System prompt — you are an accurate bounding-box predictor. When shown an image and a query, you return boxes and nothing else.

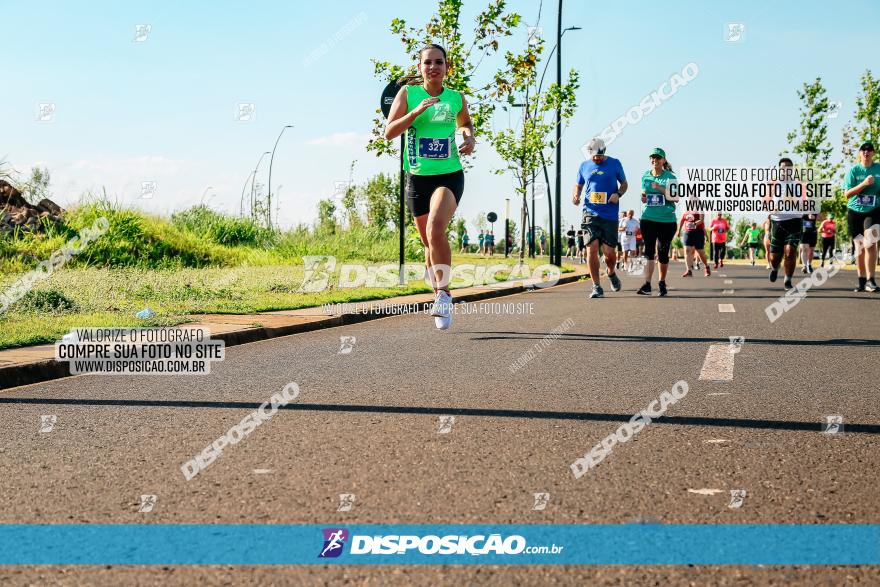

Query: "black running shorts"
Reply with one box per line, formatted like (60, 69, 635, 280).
(846, 208, 878, 240)
(770, 218, 803, 253)
(640, 219, 677, 264)
(682, 231, 704, 249)
(581, 214, 618, 248)
(405, 170, 464, 217)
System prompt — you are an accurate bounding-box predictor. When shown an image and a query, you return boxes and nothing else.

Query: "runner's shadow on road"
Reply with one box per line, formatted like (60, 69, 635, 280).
(465, 333, 880, 347)
(2, 397, 879, 435)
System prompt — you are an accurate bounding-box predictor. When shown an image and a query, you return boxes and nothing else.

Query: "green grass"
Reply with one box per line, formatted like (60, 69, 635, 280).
(0, 255, 571, 350)
(0, 200, 432, 274)
(0, 199, 571, 349)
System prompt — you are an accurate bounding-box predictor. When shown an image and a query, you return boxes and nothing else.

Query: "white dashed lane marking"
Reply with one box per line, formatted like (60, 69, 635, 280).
(724, 279, 733, 284)
(699, 344, 736, 381)
(718, 304, 735, 312)
(723, 289, 735, 295)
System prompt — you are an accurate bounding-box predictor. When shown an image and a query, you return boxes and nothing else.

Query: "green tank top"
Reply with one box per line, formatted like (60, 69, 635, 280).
(748, 227, 761, 243)
(404, 85, 463, 176)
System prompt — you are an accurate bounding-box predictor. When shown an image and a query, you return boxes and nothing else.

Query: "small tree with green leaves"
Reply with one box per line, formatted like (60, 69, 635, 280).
(362, 172, 396, 231)
(487, 27, 579, 262)
(472, 212, 488, 233)
(368, 0, 522, 158)
(21, 166, 52, 205)
(452, 215, 467, 247)
(317, 199, 337, 234)
(841, 69, 880, 164)
(785, 77, 840, 181)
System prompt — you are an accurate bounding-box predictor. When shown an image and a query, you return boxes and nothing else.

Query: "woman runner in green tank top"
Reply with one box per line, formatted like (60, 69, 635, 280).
(384, 44, 476, 330)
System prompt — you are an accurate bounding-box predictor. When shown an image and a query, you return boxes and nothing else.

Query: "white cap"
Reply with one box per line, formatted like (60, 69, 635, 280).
(584, 137, 606, 157)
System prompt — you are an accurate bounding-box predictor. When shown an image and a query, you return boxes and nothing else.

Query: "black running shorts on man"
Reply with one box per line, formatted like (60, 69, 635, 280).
(770, 218, 803, 253)
(581, 212, 618, 248)
(405, 170, 464, 217)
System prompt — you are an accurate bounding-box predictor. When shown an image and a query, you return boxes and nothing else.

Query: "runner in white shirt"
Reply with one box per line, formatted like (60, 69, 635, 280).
(617, 210, 639, 271)
(765, 157, 807, 289)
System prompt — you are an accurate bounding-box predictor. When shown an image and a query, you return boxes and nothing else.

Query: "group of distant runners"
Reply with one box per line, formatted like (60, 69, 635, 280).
(384, 43, 880, 329)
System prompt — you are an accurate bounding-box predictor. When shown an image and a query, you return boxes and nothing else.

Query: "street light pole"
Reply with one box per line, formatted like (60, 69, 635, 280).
(267, 125, 293, 228)
(529, 14, 578, 265)
(530, 172, 535, 257)
(251, 151, 271, 221)
(200, 186, 214, 206)
(504, 197, 511, 257)
(240, 172, 253, 216)
(554, 0, 563, 267)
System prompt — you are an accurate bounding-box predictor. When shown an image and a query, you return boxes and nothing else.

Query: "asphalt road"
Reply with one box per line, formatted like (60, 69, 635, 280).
(1, 261, 878, 585)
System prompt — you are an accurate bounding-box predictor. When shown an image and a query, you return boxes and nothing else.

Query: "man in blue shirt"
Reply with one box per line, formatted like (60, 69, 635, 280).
(572, 138, 629, 298)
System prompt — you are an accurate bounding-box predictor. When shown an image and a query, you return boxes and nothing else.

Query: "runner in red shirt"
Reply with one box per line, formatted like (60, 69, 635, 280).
(820, 215, 837, 267)
(708, 213, 730, 268)
(676, 211, 710, 277)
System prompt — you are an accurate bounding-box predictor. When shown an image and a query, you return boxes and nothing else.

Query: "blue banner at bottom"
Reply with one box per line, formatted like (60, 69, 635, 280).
(0, 525, 876, 565)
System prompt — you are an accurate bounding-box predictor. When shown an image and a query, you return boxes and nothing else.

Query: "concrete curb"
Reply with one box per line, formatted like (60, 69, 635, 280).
(0, 271, 587, 391)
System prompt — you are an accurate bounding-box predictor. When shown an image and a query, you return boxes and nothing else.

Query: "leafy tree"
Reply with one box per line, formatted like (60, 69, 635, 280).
(472, 211, 488, 232)
(841, 69, 880, 163)
(340, 161, 362, 228)
(452, 215, 467, 245)
(733, 217, 750, 248)
(368, 0, 522, 158)
(485, 25, 579, 262)
(317, 199, 337, 233)
(785, 77, 840, 181)
(785, 78, 845, 239)
(22, 166, 51, 204)
(362, 172, 396, 230)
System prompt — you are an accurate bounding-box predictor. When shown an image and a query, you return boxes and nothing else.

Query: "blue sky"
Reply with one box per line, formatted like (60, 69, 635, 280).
(2, 0, 874, 233)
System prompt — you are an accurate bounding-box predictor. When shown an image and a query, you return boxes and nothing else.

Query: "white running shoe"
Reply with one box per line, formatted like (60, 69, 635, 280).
(431, 290, 453, 330)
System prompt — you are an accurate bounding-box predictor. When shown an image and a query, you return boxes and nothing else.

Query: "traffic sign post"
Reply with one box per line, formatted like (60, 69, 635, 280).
(381, 81, 405, 285)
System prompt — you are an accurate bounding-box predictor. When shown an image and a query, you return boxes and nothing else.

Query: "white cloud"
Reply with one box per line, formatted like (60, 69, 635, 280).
(307, 132, 371, 147)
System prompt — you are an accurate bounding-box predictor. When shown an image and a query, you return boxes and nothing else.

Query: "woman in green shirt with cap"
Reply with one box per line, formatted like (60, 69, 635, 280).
(636, 147, 679, 297)
(843, 141, 880, 292)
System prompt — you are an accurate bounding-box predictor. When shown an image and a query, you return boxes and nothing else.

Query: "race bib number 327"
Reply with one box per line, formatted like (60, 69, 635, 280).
(418, 138, 450, 159)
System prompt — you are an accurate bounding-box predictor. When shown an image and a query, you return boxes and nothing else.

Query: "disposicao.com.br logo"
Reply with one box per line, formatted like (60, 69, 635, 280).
(299, 256, 561, 292)
(318, 528, 563, 558)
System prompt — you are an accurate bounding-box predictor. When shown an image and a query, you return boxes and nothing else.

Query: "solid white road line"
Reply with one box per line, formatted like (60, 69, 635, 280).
(699, 344, 736, 381)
